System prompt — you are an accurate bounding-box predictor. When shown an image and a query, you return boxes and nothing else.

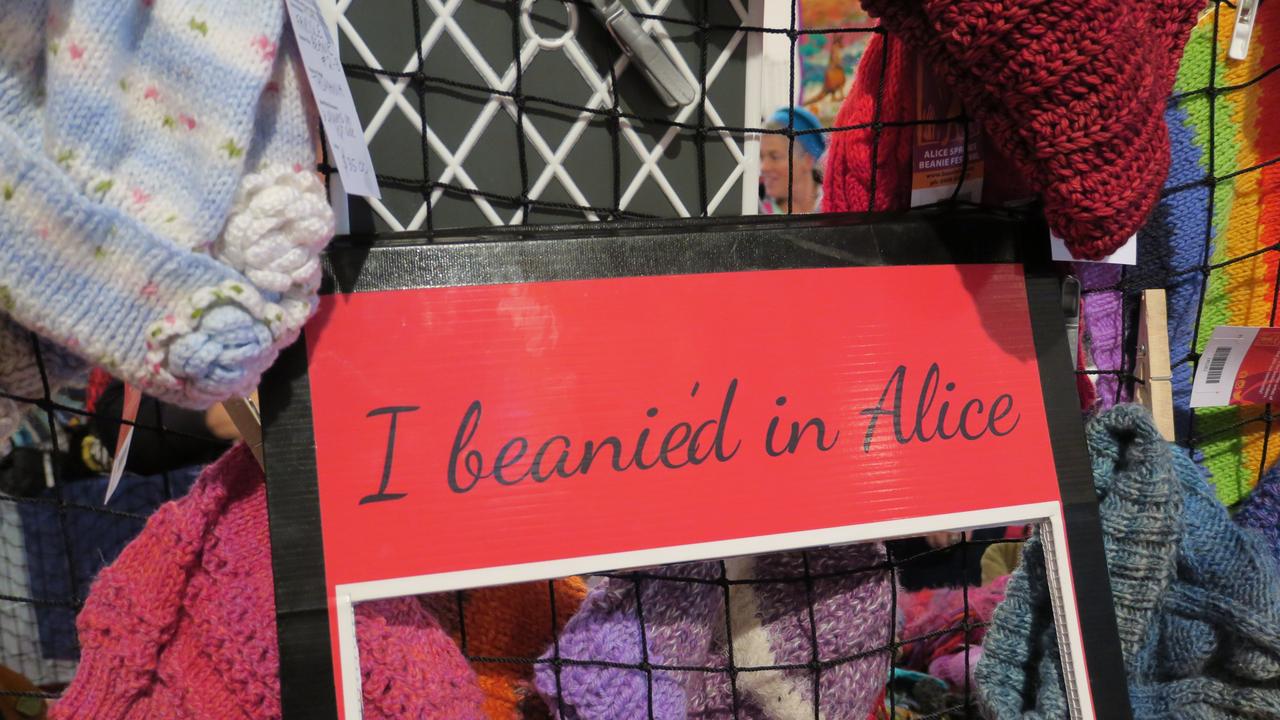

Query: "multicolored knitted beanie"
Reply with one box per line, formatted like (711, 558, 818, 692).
(857, 0, 1203, 259)
(534, 545, 893, 719)
(898, 574, 1008, 688)
(1157, 0, 1280, 506)
(0, 0, 334, 419)
(51, 444, 485, 719)
(975, 405, 1280, 719)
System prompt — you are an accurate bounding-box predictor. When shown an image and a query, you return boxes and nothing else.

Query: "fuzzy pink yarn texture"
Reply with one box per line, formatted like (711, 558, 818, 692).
(51, 443, 485, 720)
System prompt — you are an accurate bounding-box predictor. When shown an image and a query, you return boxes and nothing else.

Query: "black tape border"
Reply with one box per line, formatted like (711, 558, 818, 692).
(1023, 269, 1132, 718)
(262, 207, 1130, 719)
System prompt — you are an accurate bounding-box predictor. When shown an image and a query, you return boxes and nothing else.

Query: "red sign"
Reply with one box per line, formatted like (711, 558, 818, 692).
(305, 263, 1057, 590)
(265, 216, 1131, 720)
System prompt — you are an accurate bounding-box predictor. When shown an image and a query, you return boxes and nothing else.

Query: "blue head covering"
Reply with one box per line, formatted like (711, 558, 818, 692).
(768, 107, 827, 162)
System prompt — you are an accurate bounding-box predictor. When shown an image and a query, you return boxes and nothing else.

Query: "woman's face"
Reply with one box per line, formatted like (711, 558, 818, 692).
(760, 134, 815, 202)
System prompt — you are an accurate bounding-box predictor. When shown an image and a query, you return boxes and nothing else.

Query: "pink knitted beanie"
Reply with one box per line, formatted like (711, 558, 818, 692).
(823, 32, 914, 214)
(51, 444, 484, 720)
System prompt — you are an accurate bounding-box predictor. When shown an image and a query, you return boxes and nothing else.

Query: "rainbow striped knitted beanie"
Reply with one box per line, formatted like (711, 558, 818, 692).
(1146, 2, 1280, 506)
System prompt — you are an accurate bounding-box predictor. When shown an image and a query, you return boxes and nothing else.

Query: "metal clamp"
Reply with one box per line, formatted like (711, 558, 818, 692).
(586, 0, 696, 107)
(1229, 0, 1258, 61)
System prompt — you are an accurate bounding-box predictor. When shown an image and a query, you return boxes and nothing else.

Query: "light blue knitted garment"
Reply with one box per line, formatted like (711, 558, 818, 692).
(975, 405, 1280, 718)
(0, 0, 333, 427)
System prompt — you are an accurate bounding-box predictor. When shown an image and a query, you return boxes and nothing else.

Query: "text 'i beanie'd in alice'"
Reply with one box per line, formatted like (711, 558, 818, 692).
(0, 0, 336, 441)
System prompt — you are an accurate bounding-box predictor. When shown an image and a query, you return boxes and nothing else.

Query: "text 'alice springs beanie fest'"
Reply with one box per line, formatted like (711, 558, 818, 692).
(0, 0, 336, 439)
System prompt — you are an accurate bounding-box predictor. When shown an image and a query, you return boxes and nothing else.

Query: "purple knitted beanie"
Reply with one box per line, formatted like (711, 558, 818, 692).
(1076, 263, 1128, 409)
(1236, 463, 1280, 563)
(536, 561, 721, 719)
(728, 545, 893, 719)
(534, 544, 893, 720)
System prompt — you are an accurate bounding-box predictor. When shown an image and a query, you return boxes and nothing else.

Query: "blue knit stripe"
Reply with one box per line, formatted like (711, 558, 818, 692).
(1161, 103, 1213, 439)
(0, 112, 250, 387)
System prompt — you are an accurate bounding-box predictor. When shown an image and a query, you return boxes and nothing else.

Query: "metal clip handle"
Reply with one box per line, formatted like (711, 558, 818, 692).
(1062, 275, 1081, 363)
(1229, 0, 1258, 61)
(589, 0, 695, 107)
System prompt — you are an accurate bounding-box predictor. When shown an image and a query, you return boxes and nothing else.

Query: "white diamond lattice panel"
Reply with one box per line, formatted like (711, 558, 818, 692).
(331, 0, 761, 232)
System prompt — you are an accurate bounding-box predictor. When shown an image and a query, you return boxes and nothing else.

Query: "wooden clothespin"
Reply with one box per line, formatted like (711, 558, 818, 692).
(1135, 289, 1175, 441)
(222, 396, 264, 469)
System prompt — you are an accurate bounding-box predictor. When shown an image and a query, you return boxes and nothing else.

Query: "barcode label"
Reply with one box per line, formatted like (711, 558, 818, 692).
(1204, 345, 1234, 384)
(1190, 327, 1262, 408)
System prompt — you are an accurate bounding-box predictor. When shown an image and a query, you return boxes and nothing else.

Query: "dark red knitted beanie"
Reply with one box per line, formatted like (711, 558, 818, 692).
(823, 32, 1028, 215)
(857, 0, 1203, 259)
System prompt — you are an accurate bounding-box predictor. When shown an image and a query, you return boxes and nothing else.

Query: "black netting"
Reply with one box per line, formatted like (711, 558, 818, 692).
(392, 530, 1026, 720)
(2, 1, 1277, 717)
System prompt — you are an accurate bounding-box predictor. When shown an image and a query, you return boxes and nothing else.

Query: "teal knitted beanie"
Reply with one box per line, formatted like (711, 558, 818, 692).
(975, 404, 1280, 718)
(0, 0, 334, 428)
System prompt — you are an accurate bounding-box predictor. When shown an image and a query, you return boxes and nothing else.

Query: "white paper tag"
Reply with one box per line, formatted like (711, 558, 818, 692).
(1050, 233, 1137, 265)
(285, 0, 381, 199)
(1191, 326, 1264, 407)
(104, 384, 142, 504)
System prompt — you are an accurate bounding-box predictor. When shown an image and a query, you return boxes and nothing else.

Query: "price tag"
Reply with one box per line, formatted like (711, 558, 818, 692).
(104, 384, 142, 504)
(285, 0, 381, 199)
(1190, 326, 1280, 407)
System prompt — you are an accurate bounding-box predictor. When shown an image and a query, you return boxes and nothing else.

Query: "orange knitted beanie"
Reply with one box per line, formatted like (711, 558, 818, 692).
(425, 578, 588, 719)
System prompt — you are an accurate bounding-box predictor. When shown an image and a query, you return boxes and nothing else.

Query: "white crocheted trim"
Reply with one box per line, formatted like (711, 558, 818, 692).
(142, 164, 332, 406)
(141, 279, 308, 405)
(215, 163, 334, 298)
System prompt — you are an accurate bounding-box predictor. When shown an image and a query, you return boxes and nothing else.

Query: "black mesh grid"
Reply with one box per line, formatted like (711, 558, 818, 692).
(397, 531, 1025, 720)
(1, 0, 1277, 716)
